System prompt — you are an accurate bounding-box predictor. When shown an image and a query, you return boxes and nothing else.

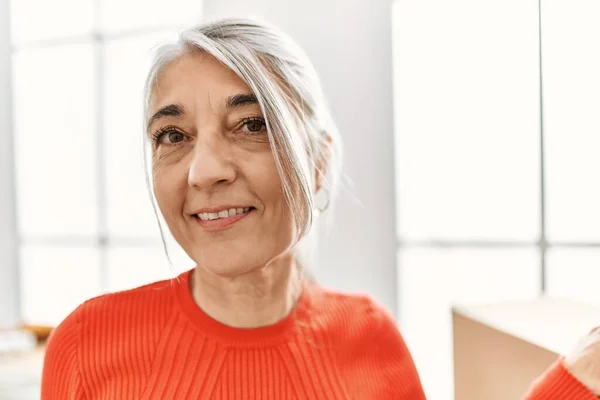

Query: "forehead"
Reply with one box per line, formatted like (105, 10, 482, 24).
(151, 52, 253, 111)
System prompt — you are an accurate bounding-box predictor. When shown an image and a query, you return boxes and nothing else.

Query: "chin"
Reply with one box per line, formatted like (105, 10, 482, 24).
(184, 238, 292, 278)
(205, 263, 266, 279)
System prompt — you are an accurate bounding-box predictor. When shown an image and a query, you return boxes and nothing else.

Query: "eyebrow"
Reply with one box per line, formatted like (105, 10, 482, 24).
(147, 94, 258, 133)
(147, 103, 185, 131)
(225, 93, 258, 108)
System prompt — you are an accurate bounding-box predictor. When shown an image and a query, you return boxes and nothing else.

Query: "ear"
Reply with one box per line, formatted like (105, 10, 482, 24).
(314, 133, 333, 193)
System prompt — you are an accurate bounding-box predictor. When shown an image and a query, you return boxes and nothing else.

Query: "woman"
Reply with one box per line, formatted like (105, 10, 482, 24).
(41, 18, 600, 399)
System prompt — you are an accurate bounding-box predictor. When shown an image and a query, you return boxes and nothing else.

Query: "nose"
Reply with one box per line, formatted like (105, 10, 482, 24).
(187, 136, 236, 190)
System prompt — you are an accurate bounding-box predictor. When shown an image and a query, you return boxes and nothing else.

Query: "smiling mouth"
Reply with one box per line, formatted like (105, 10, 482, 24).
(195, 207, 253, 221)
(191, 207, 256, 231)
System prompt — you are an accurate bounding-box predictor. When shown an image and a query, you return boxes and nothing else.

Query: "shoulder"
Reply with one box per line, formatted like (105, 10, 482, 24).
(80, 276, 177, 320)
(45, 276, 179, 360)
(309, 286, 399, 340)
(45, 275, 178, 346)
(309, 286, 426, 398)
(42, 275, 187, 398)
(72, 277, 180, 345)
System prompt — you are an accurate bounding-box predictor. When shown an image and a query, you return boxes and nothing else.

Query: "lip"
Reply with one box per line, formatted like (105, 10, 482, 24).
(191, 206, 255, 232)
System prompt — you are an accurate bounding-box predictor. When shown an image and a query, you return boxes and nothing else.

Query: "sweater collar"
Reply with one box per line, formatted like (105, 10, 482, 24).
(173, 268, 314, 346)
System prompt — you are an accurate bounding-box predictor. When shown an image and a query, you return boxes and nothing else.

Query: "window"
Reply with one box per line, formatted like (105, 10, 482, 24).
(10, 0, 200, 326)
(393, 0, 600, 398)
(543, 0, 600, 242)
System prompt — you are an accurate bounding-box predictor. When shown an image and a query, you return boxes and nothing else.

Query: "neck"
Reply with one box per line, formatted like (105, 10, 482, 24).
(190, 254, 302, 328)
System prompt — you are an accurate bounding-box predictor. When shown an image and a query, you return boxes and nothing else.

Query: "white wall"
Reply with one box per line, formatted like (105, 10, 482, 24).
(203, 0, 399, 316)
(0, 0, 20, 328)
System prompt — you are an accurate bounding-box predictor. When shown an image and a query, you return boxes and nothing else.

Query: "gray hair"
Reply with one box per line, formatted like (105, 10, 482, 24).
(143, 17, 342, 265)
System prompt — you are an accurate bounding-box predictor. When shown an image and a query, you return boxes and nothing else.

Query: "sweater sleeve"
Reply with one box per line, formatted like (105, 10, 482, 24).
(41, 305, 86, 400)
(523, 357, 598, 400)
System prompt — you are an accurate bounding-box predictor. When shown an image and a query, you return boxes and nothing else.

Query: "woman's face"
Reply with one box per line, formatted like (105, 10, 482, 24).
(148, 52, 296, 277)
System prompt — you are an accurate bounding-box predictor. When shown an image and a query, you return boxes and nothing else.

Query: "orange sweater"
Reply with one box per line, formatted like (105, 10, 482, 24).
(42, 269, 595, 399)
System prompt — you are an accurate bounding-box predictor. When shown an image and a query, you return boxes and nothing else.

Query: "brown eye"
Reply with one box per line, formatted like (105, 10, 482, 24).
(152, 127, 187, 146)
(165, 131, 185, 144)
(246, 121, 264, 132)
(240, 117, 266, 134)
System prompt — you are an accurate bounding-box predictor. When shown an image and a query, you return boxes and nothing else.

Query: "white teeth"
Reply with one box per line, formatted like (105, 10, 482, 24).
(197, 208, 252, 221)
(197, 213, 209, 221)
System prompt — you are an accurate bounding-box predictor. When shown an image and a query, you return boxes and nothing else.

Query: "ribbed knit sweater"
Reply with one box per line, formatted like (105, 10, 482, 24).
(41, 269, 596, 399)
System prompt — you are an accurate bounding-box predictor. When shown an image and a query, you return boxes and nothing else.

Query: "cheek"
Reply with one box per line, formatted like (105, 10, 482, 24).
(255, 165, 295, 239)
(249, 156, 286, 205)
(152, 160, 188, 216)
